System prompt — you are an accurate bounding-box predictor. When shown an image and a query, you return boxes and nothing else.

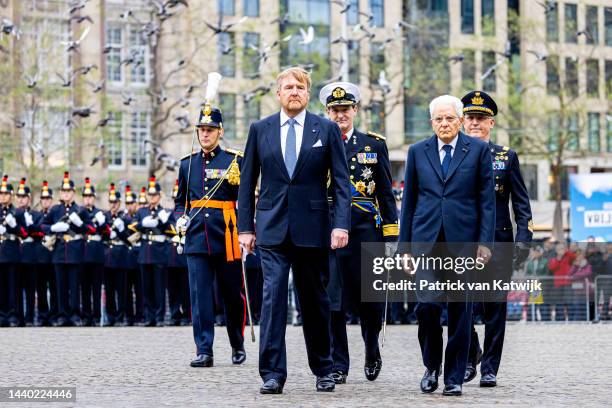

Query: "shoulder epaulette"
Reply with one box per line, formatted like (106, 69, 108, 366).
(502, 146, 510, 151)
(180, 151, 197, 161)
(225, 147, 244, 157)
(366, 131, 386, 141)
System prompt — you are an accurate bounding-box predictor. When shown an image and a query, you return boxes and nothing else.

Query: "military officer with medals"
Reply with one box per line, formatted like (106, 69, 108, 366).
(41, 172, 94, 327)
(104, 183, 131, 326)
(0, 175, 26, 327)
(318, 82, 399, 384)
(129, 177, 173, 327)
(81, 178, 111, 326)
(167, 180, 190, 326)
(461, 90, 533, 387)
(174, 104, 246, 368)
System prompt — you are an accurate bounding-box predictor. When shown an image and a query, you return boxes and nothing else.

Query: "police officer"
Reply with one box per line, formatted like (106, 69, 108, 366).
(80, 178, 111, 326)
(461, 90, 533, 387)
(15, 178, 39, 326)
(0, 175, 26, 327)
(34, 181, 58, 326)
(104, 183, 131, 326)
(175, 104, 246, 367)
(41, 172, 92, 327)
(124, 185, 144, 326)
(130, 177, 173, 327)
(167, 180, 190, 326)
(318, 83, 399, 383)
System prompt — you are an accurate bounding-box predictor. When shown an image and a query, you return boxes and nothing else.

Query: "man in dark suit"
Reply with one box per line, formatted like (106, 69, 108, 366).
(461, 91, 533, 387)
(238, 67, 351, 394)
(399, 95, 495, 396)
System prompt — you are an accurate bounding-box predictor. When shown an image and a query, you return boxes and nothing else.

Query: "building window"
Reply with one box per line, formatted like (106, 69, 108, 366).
(481, 0, 495, 36)
(218, 0, 235, 15)
(369, 0, 384, 27)
(564, 3, 577, 44)
(243, 98, 260, 136)
(348, 40, 360, 84)
(129, 27, 148, 84)
(243, 32, 260, 78)
(105, 25, 122, 83)
(347, 0, 359, 25)
(586, 6, 599, 45)
(546, 2, 559, 42)
(130, 112, 149, 167)
(285, 0, 330, 25)
(218, 32, 235, 77)
(607, 116, 612, 153)
(20, 16, 71, 83)
(567, 114, 579, 151)
(546, 57, 560, 95)
(588, 112, 601, 152)
(520, 164, 538, 200)
(461, 0, 474, 34)
(461, 50, 475, 91)
(559, 165, 577, 200)
(607, 60, 612, 98)
(606, 8, 612, 46)
(586, 59, 600, 98)
(548, 113, 560, 151)
(370, 101, 385, 133)
(565, 57, 578, 98)
(482, 51, 497, 92)
(244, 0, 259, 17)
(369, 42, 385, 84)
(219, 93, 236, 139)
(107, 112, 124, 167)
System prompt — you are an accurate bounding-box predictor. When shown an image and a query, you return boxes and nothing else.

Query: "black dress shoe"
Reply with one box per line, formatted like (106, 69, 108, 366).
(464, 362, 477, 383)
(442, 384, 462, 396)
(180, 319, 191, 326)
(420, 368, 439, 393)
(330, 371, 347, 384)
(155, 321, 165, 327)
(190, 354, 214, 367)
(260, 379, 283, 394)
(480, 373, 497, 387)
(364, 357, 382, 381)
(143, 320, 155, 327)
(232, 348, 246, 365)
(316, 375, 335, 392)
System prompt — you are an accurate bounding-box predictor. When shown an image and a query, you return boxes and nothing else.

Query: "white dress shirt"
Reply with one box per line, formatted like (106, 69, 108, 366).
(280, 109, 306, 160)
(343, 127, 354, 144)
(437, 134, 458, 164)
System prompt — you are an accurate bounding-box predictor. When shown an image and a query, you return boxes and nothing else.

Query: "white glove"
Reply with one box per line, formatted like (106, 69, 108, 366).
(4, 213, 17, 228)
(142, 216, 159, 228)
(158, 209, 170, 224)
(0, 225, 6, 235)
(176, 215, 190, 235)
(24, 211, 34, 227)
(385, 241, 399, 257)
(94, 211, 106, 225)
(69, 212, 83, 227)
(112, 217, 125, 232)
(110, 230, 117, 240)
(51, 221, 70, 233)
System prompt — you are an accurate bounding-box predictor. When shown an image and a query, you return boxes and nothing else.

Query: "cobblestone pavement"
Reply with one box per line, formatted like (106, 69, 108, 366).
(1, 323, 610, 407)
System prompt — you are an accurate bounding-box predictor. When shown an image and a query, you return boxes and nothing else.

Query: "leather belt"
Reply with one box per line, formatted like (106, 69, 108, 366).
(142, 234, 167, 243)
(62, 234, 83, 242)
(190, 199, 240, 262)
(87, 235, 102, 242)
(0, 234, 18, 241)
(109, 240, 125, 246)
(22, 237, 35, 243)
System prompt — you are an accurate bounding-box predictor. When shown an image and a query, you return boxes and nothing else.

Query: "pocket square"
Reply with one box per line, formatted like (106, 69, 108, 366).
(312, 140, 323, 148)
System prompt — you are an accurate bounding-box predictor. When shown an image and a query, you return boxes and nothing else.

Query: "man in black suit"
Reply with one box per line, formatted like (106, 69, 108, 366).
(238, 67, 351, 394)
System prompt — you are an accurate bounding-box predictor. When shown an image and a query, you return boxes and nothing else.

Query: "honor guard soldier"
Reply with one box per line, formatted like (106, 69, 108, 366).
(129, 177, 173, 327)
(167, 180, 190, 326)
(175, 104, 246, 368)
(81, 178, 111, 326)
(104, 183, 131, 326)
(319, 82, 399, 384)
(124, 185, 144, 325)
(41, 171, 93, 327)
(15, 178, 40, 326)
(33, 181, 58, 326)
(461, 90, 533, 387)
(0, 175, 26, 327)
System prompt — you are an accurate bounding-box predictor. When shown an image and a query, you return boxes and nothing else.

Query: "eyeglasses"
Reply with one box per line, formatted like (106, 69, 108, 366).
(431, 116, 459, 124)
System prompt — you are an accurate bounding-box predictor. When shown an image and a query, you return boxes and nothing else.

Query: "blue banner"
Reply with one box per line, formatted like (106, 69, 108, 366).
(569, 173, 612, 242)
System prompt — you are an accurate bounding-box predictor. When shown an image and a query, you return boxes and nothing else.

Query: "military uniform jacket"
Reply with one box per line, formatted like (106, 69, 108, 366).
(489, 142, 533, 243)
(83, 206, 111, 264)
(104, 210, 131, 269)
(1, 204, 26, 263)
(341, 129, 398, 242)
(131, 205, 172, 265)
(17, 208, 41, 264)
(174, 145, 242, 257)
(34, 209, 53, 264)
(124, 212, 140, 270)
(41, 202, 93, 264)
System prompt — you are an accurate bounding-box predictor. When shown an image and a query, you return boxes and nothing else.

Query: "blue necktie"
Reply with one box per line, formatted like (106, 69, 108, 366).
(284, 118, 297, 177)
(441, 144, 452, 179)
